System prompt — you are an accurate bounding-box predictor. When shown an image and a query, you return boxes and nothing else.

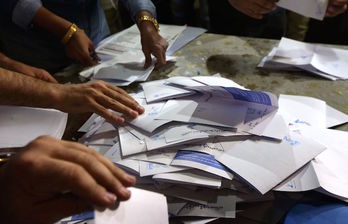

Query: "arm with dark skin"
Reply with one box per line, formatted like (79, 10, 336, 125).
(32, 7, 99, 66)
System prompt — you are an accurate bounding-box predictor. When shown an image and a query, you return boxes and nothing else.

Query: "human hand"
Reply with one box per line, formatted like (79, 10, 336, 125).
(15, 63, 58, 83)
(0, 136, 136, 224)
(0, 53, 57, 83)
(138, 16, 169, 68)
(228, 0, 277, 19)
(54, 81, 145, 124)
(65, 29, 99, 67)
(326, 0, 348, 17)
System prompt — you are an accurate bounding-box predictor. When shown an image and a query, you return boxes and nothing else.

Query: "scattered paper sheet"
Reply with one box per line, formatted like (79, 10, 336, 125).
(95, 187, 169, 224)
(277, 0, 329, 20)
(0, 106, 67, 147)
(259, 37, 348, 80)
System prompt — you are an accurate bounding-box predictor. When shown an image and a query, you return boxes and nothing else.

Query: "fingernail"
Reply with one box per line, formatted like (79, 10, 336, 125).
(125, 174, 136, 183)
(121, 188, 131, 197)
(105, 192, 117, 203)
(131, 110, 139, 117)
(137, 105, 145, 112)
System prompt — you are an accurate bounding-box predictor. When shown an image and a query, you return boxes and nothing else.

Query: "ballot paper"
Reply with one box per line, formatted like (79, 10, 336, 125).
(153, 170, 222, 188)
(277, 0, 328, 20)
(167, 26, 207, 56)
(259, 38, 348, 80)
(279, 94, 348, 129)
(80, 24, 199, 82)
(217, 132, 326, 194)
(95, 187, 169, 224)
(97, 24, 186, 56)
(175, 195, 236, 218)
(139, 160, 188, 177)
(171, 150, 234, 180)
(141, 79, 196, 103)
(157, 86, 278, 131)
(282, 127, 348, 199)
(0, 106, 67, 147)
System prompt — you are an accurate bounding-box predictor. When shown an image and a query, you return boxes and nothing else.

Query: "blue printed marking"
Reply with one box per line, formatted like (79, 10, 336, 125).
(283, 136, 300, 147)
(174, 150, 229, 171)
(294, 119, 311, 126)
(223, 87, 272, 106)
(71, 211, 94, 221)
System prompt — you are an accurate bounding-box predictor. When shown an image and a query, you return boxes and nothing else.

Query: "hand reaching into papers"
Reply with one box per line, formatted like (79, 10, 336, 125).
(138, 12, 169, 68)
(228, 0, 277, 19)
(0, 136, 136, 224)
(326, 0, 348, 17)
(56, 81, 145, 124)
(0, 53, 57, 83)
(65, 28, 99, 67)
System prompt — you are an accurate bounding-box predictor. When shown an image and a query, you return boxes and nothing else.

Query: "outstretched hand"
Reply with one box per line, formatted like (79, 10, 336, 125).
(0, 136, 136, 223)
(55, 81, 145, 124)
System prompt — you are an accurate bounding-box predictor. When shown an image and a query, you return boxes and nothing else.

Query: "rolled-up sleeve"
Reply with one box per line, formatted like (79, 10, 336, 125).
(12, 0, 42, 29)
(120, 0, 157, 21)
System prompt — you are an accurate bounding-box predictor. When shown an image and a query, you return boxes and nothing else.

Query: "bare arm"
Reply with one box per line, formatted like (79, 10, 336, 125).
(0, 67, 144, 123)
(0, 53, 57, 83)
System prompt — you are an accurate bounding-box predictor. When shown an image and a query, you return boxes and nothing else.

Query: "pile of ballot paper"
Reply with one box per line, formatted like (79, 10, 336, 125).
(259, 37, 348, 80)
(73, 75, 348, 223)
(79, 24, 207, 86)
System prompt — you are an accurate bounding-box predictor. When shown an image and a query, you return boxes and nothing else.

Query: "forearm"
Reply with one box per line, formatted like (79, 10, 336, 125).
(0, 67, 60, 108)
(32, 6, 71, 39)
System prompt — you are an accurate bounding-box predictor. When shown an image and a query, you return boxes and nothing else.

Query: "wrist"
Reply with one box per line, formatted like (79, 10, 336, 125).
(136, 11, 159, 33)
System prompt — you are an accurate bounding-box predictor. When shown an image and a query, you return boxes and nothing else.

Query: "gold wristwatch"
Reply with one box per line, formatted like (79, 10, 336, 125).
(137, 15, 160, 32)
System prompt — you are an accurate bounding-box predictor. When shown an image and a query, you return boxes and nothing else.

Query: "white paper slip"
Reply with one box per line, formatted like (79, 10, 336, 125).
(153, 170, 222, 189)
(167, 26, 207, 56)
(0, 106, 67, 148)
(139, 161, 188, 177)
(176, 195, 236, 219)
(118, 126, 147, 156)
(259, 38, 348, 80)
(157, 96, 248, 129)
(217, 132, 326, 194)
(95, 187, 169, 224)
(274, 162, 320, 192)
(171, 150, 234, 180)
(296, 127, 348, 199)
(93, 61, 154, 84)
(277, 0, 328, 20)
(104, 142, 140, 174)
(128, 101, 171, 133)
(192, 75, 247, 89)
(326, 104, 348, 128)
(279, 94, 327, 129)
(141, 79, 194, 103)
(82, 121, 118, 146)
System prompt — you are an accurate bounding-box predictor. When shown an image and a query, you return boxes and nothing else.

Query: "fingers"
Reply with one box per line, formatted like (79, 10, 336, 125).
(52, 142, 133, 201)
(101, 84, 145, 114)
(61, 140, 136, 188)
(42, 157, 118, 207)
(35, 69, 58, 83)
(143, 47, 152, 69)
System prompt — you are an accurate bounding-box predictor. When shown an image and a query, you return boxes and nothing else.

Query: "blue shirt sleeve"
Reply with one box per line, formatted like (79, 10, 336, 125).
(120, 0, 157, 21)
(12, 0, 42, 29)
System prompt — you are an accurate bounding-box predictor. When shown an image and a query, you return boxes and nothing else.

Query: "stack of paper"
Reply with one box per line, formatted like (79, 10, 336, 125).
(259, 37, 348, 80)
(79, 25, 207, 86)
(0, 106, 67, 148)
(72, 75, 348, 223)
